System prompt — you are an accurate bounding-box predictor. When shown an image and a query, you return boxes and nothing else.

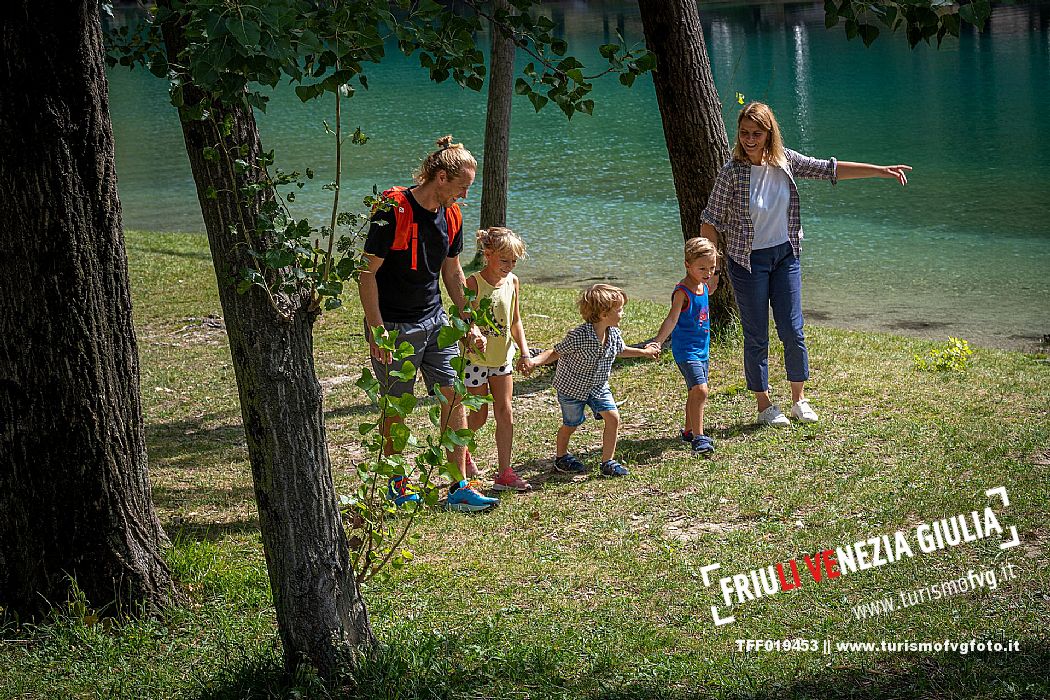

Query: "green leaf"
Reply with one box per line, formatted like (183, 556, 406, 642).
(393, 340, 415, 362)
(389, 360, 417, 382)
(528, 92, 549, 112)
(449, 355, 468, 373)
(230, 19, 261, 47)
(599, 43, 618, 59)
(390, 422, 411, 452)
(437, 325, 461, 349)
(551, 39, 567, 56)
(356, 368, 379, 404)
(634, 52, 657, 73)
(859, 24, 879, 47)
(514, 77, 531, 96)
(556, 56, 583, 72)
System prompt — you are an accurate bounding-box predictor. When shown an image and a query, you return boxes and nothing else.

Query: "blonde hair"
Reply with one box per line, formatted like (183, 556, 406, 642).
(685, 237, 719, 264)
(578, 283, 628, 324)
(732, 101, 787, 169)
(476, 226, 527, 260)
(414, 135, 478, 184)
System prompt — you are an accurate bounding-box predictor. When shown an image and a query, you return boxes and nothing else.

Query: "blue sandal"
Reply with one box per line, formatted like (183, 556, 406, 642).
(691, 434, 716, 456)
(554, 453, 588, 474)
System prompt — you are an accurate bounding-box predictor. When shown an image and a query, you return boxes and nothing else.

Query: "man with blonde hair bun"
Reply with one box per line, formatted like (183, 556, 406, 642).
(358, 135, 497, 512)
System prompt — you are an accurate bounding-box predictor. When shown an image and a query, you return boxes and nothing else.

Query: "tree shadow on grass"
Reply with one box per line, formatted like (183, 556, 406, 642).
(500, 435, 680, 492)
(126, 242, 213, 262)
(165, 518, 260, 543)
(146, 412, 247, 465)
(189, 632, 1050, 700)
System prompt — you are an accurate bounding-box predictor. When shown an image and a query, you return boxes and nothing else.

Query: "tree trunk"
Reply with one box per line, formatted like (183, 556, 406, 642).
(158, 9, 374, 676)
(0, 0, 175, 617)
(637, 0, 738, 327)
(472, 0, 516, 267)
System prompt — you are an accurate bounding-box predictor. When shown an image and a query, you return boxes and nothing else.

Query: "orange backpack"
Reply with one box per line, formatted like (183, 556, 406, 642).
(382, 186, 463, 271)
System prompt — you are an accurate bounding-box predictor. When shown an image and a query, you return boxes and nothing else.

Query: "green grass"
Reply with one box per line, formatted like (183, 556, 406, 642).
(2, 230, 1048, 699)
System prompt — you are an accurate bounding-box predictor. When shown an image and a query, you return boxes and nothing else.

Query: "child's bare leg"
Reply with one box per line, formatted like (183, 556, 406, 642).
(598, 409, 620, 462)
(556, 424, 576, 457)
(684, 393, 697, 435)
(466, 383, 490, 432)
(488, 374, 514, 474)
(687, 384, 709, 436)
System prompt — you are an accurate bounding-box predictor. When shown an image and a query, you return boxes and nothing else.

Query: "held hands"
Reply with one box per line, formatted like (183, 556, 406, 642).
(643, 342, 662, 359)
(883, 164, 912, 186)
(516, 355, 535, 376)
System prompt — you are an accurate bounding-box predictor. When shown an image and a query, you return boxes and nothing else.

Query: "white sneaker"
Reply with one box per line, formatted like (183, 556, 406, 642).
(790, 399, 819, 423)
(757, 404, 790, 427)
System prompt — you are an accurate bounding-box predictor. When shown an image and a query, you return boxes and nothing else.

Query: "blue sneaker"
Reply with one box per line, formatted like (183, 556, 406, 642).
(599, 459, 629, 477)
(387, 476, 420, 506)
(447, 480, 498, 512)
(554, 453, 588, 474)
(691, 434, 715, 457)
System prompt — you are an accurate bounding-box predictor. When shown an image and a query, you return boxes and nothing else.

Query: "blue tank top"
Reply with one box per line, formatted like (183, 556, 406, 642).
(670, 283, 710, 362)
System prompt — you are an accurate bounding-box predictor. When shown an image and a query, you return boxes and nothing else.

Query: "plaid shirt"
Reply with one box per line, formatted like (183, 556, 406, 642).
(700, 149, 838, 272)
(552, 323, 625, 401)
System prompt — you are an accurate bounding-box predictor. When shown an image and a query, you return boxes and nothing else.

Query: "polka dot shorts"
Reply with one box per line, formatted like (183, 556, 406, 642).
(463, 361, 513, 387)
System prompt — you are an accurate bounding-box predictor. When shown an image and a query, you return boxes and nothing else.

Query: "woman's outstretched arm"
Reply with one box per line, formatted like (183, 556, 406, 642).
(836, 161, 912, 185)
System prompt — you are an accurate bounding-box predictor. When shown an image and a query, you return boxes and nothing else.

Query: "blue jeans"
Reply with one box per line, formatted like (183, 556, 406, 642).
(727, 241, 808, 392)
(557, 387, 617, 427)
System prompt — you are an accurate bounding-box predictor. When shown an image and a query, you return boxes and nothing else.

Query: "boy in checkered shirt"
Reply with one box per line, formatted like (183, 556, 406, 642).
(523, 284, 659, 477)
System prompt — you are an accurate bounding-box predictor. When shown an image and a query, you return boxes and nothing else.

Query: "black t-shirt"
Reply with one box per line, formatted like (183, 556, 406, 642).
(363, 187, 463, 323)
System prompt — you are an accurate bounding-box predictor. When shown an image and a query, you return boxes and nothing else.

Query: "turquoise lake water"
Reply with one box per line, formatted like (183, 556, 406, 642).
(107, 2, 1050, 350)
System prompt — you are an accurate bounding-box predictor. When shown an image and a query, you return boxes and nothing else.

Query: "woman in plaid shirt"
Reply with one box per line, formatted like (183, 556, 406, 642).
(700, 102, 910, 428)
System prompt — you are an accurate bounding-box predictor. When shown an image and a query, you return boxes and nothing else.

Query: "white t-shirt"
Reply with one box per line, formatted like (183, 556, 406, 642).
(749, 164, 791, 251)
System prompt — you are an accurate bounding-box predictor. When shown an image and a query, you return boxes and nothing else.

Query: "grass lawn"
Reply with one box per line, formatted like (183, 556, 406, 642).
(2, 230, 1048, 699)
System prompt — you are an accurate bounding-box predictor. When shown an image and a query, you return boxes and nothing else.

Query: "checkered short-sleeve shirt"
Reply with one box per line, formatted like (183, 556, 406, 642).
(552, 323, 625, 401)
(700, 148, 838, 271)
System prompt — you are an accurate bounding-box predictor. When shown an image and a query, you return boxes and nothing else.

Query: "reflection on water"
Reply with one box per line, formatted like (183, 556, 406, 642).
(106, 1, 1050, 350)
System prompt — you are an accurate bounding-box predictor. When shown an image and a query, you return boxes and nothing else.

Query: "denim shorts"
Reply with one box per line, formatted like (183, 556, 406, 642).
(676, 359, 709, 389)
(557, 386, 617, 427)
(366, 311, 457, 397)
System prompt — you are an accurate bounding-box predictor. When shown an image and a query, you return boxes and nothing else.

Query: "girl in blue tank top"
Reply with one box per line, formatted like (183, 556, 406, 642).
(648, 238, 721, 456)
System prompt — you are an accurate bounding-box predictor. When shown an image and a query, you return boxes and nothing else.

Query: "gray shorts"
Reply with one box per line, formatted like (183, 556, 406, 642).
(366, 312, 458, 397)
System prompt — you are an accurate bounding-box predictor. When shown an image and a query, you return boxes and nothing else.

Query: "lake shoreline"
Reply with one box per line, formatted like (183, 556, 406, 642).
(524, 269, 1049, 354)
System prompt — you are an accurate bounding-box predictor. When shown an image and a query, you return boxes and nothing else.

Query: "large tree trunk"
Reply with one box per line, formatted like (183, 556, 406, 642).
(0, 0, 175, 617)
(472, 0, 516, 267)
(158, 10, 374, 677)
(637, 0, 738, 327)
